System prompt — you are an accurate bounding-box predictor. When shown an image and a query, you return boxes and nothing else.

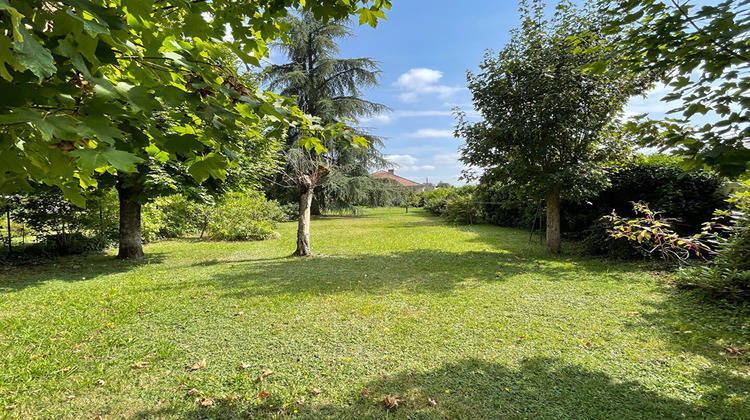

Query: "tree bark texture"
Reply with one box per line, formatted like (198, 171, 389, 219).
(546, 190, 561, 254)
(294, 175, 315, 257)
(116, 181, 144, 259)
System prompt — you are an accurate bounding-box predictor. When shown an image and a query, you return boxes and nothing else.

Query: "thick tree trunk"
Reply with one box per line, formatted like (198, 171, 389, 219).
(116, 181, 144, 259)
(546, 190, 561, 254)
(294, 185, 314, 257)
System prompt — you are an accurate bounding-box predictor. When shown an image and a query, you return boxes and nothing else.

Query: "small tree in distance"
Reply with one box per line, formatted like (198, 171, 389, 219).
(457, 0, 648, 253)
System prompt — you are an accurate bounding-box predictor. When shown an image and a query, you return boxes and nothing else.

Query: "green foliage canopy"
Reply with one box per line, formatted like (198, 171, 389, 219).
(457, 1, 644, 201)
(599, 0, 750, 178)
(0, 0, 391, 206)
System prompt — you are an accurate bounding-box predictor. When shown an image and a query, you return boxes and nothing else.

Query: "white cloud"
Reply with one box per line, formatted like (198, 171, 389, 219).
(360, 114, 394, 125)
(434, 153, 461, 164)
(409, 128, 455, 138)
(385, 154, 435, 172)
(394, 68, 464, 102)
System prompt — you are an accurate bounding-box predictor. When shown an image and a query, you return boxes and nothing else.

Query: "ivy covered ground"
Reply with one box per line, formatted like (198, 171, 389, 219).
(0, 208, 748, 419)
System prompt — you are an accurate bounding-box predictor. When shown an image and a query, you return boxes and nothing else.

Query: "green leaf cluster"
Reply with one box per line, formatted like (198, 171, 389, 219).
(0, 0, 391, 205)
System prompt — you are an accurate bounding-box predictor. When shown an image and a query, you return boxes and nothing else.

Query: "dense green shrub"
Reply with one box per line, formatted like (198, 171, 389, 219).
(480, 155, 727, 258)
(416, 186, 482, 224)
(674, 186, 750, 300)
(206, 191, 284, 241)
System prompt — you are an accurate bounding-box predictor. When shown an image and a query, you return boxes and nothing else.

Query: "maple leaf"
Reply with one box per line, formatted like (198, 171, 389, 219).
(187, 359, 206, 371)
(384, 394, 401, 409)
(131, 361, 150, 369)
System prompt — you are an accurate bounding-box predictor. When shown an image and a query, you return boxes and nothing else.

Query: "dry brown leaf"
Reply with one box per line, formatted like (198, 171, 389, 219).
(428, 398, 437, 407)
(72, 343, 84, 352)
(725, 346, 749, 355)
(205, 309, 212, 313)
(258, 391, 271, 400)
(312, 388, 321, 395)
(259, 369, 273, 380)
(297, 396, 306, 405)
(186, 389, 203, 396)
(384, 394, 401, 409)
(94, 416, 104, 420)
(190, 296, 197, 300)
(361, 387, 370, 397)
(234, 312, 244, 316)
(237, 363, 251, 370)
(95, 379, 105, 386)
(187, 359, 206, 371)
(627, 311, 640, 316)
(65, 395, 76, 403)
(131, 361, 150, 369)
(30, 353, 48, 359)
(200, 397, 214, 407)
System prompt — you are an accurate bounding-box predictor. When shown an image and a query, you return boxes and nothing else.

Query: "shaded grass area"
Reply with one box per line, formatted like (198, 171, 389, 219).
(0, 208, 748, 419)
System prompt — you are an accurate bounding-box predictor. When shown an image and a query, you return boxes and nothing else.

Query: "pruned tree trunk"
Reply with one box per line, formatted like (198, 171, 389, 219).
(546, 189, 561, 254)
(116, 180, 144, 259)
(295, 180, 314, 257)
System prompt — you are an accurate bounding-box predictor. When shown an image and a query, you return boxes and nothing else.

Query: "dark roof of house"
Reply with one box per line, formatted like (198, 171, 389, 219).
(371, 170, 423, 187)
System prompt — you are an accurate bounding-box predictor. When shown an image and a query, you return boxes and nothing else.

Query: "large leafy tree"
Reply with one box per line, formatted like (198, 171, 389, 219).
(0, 0, 390, 258)
(263, 12, 389, 256)
(457, 0, 646, 253)
(598, 0, 750, 179)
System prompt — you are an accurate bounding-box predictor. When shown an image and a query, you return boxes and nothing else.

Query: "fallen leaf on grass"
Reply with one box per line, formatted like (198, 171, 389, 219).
(428, 398, 437, 407)
(258, 391, 271, 400)
(297, 396, 306, 405)
(30, 353, 48, 359)
(205, 309, 212, 313)
(259, 369, 273, 380)
(312, 388, 321, 395)
(65, 395, 76, 403)
(627, 311, 640, 316)
(725, 346, 749, 355)
(384, 395, 401, 409)
(200, 397, 214, 407)
(361, 387, 370, 397)
(186, 389, 203, 396)
(187, 359, 206, 371)
(72, 343, 84, 352)
(237, 363, 251, 370)
(234, 312, 244, 316)
(131, 361, 150, 369)
(95, 379, 105, 386)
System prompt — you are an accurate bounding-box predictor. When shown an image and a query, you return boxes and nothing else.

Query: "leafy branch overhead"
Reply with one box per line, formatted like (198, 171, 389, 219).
(594, 0, 750, 178)
(0, 0, 391, 206)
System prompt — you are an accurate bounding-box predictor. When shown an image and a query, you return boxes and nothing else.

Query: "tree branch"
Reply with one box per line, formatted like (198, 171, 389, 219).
(669, 0, 750, 64)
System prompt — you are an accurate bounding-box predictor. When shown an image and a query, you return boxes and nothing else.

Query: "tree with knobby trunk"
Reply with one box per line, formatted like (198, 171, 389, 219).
(457, 0, 647, 253)
(263, 12, 389, 256)
(595, 0, 750, 179)
(0, 0, 391, 258)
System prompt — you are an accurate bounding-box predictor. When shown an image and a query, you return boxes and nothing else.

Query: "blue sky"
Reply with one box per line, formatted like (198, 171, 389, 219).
(268, 0, 678, 185)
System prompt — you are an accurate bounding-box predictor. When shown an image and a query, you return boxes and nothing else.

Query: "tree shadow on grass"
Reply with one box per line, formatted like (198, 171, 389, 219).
(0, 251, 168, 292)
(638, 289, 750, 396)
(130, 357, 725, 419)
(148, 248, 651, 301)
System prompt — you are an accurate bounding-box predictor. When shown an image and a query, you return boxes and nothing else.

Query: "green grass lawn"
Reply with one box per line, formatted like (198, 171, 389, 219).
(0, 208, 748, 419)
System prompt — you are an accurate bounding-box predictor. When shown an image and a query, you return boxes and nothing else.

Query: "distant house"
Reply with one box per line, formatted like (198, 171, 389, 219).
(371, 169, 428, 191)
